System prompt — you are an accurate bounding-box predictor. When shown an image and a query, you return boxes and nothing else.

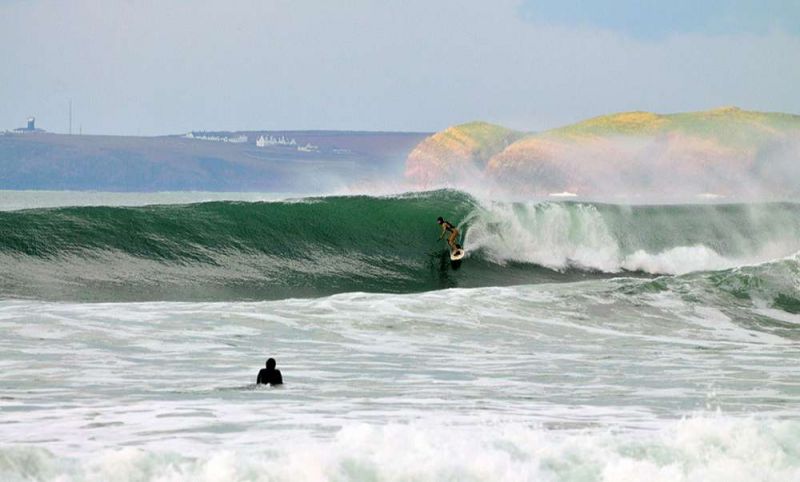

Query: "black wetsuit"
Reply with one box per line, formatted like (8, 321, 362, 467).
(257, 368, 283, 385)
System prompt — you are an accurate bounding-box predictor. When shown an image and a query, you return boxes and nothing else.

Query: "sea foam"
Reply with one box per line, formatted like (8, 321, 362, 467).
(464, 200, 800, 275)
(2, 417, 798, 482)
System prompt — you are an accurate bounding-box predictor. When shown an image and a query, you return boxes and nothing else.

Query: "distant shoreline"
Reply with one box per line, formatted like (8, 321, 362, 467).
(0, 130, 429, 192)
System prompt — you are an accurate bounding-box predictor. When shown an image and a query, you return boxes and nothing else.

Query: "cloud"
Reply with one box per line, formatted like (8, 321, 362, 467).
(520, 0, 800, 39)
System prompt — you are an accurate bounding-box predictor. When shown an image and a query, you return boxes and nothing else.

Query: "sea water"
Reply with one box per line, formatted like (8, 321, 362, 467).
(1, 191, 799, 481)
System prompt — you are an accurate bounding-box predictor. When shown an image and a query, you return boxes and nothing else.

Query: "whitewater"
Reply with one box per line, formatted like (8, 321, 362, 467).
(1, 190, 800, 481)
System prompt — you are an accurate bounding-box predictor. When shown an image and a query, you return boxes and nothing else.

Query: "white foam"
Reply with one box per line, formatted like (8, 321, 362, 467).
(464, 201, 622, 272)
(621, 245, 732, 275)
(2, 417, 798, 482)
(3, 278, 800, 481)
(463, 200, 800, 275)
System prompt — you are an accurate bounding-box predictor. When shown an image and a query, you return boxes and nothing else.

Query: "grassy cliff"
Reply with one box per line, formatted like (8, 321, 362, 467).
(550, 106, 800, 146)
(406, 107, 800, 199)
(404, 122, 524, 187)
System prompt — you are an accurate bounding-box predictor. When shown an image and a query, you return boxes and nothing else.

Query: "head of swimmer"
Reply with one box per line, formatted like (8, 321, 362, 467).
(266, 358, 276, 370)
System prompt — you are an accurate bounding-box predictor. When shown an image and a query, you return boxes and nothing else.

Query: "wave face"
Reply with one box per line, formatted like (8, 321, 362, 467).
(2, 190, 800, 301)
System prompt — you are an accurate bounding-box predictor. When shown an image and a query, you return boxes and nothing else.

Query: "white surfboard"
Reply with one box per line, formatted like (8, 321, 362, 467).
(450, 247, 466, 261)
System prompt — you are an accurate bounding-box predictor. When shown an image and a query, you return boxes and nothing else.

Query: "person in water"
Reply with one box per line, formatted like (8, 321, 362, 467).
(437, 216, 460, 252)
(257, 358, 283, 386)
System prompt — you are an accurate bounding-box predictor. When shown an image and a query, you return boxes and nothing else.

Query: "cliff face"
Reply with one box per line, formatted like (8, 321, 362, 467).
(404, 122, 523, 188)
(407, 107, 800, 200)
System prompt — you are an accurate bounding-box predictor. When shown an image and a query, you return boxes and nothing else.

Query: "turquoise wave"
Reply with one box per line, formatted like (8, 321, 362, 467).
(1, 190, 799, 301)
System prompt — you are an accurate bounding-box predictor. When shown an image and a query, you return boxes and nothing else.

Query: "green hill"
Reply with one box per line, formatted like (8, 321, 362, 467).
(406, 107, 800, 200)
(549, 106, 800, 147)
(404, 122, 523, 186)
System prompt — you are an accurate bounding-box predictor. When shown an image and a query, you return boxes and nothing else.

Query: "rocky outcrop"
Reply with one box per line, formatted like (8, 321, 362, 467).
(406, 108, 800, 200)
(404, 122, 523, 188)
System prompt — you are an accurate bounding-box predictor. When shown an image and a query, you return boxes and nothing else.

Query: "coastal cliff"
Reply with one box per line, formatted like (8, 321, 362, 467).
(404, 122, 523, 188)
(407, 107, 800, 200)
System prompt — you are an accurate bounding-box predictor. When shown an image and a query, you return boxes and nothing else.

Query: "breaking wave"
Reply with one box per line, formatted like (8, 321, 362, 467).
(1, 190, 799, 301)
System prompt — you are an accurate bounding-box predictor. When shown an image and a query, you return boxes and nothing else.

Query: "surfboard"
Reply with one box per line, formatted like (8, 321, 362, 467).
(450, 247, 465, 261)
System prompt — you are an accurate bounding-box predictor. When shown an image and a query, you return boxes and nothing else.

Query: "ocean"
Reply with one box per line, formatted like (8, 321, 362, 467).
(1, 190, 799, 481)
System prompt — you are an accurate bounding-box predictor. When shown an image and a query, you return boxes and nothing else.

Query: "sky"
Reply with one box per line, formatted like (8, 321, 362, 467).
(1, 0, 799, 135)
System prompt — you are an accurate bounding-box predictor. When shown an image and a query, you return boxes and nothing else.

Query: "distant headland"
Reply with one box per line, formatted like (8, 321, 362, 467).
(0, 129, 428, 192)
(3, 107, 799, 200)
(405, 107, 800, 201)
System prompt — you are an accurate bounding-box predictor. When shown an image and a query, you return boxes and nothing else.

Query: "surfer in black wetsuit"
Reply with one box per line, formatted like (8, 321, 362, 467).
(257, 358, 283, 386)
(437, 217, 460, 252)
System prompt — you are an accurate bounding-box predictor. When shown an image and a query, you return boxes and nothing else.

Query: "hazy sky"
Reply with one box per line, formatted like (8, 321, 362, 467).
(1, 0, 799, 135)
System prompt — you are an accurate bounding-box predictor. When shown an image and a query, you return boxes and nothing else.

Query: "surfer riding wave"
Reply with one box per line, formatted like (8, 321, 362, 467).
(437, 216, 461, 252)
